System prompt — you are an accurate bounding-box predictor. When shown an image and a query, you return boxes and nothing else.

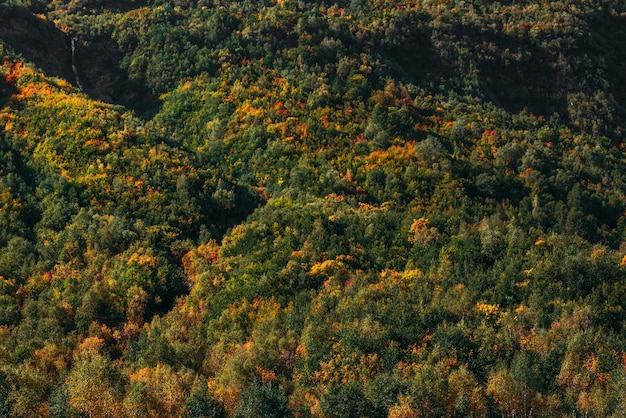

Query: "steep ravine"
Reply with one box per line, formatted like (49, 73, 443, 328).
(0, 5, 155, 111)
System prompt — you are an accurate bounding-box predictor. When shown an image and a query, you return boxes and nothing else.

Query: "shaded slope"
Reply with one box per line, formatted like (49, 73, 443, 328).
(0, 5, 74, 83)
(0, 4, 156, 112)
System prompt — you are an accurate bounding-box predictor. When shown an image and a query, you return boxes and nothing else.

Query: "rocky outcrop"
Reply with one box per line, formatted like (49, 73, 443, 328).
(0, 6, 75, 83)
(0, 5, 155, 111)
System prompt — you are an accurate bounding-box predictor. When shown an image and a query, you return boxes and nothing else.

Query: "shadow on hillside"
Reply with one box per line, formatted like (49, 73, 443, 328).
(385, 6, 626, 130)
(474, 9, 626, 124)
(71, 36, 160, 118)
(0, 4, 159, 118)
(0, 6, 74, 83)
(0, 77, 17, 108)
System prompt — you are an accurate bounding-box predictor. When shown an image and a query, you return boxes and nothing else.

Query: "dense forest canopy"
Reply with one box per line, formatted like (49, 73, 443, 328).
(1, 0, 626, 416)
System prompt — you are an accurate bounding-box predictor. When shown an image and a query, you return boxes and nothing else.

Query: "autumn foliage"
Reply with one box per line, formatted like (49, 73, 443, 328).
(1, 0, 626, 416)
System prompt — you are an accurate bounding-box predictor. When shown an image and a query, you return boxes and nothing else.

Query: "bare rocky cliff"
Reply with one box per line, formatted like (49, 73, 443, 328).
(0, 5, 154, 111)
(0, 7, 75, 83)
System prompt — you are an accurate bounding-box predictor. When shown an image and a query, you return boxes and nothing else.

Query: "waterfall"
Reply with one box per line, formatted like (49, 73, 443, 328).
(71, 38, 84, 91)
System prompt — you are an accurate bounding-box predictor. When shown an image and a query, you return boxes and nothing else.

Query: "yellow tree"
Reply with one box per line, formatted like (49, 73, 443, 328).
(65, 337, 124, 418)
(486, 368, 522, 418)
(125, 363, 194, 418)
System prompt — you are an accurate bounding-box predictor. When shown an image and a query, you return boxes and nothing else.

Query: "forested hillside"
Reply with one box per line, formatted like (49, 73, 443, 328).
(1, 0, 626, 416)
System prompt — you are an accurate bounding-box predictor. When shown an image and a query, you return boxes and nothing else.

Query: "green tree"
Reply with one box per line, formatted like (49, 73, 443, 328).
(185, 379, 224, 418)
(319, 380, 378, 418)
(233, 380, 291, 418)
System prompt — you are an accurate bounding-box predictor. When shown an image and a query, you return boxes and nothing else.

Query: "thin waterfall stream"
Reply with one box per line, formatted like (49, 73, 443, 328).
(71, 38, 84, 91)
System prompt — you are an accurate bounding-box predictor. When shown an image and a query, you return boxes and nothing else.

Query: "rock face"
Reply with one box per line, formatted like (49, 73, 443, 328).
(0, 7, 75, 83)
(70, 35, 122, 104)
(0, 5, 154, 110)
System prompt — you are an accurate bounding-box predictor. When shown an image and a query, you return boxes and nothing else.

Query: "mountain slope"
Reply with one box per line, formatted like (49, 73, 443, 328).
(1, 0, 626, 416)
